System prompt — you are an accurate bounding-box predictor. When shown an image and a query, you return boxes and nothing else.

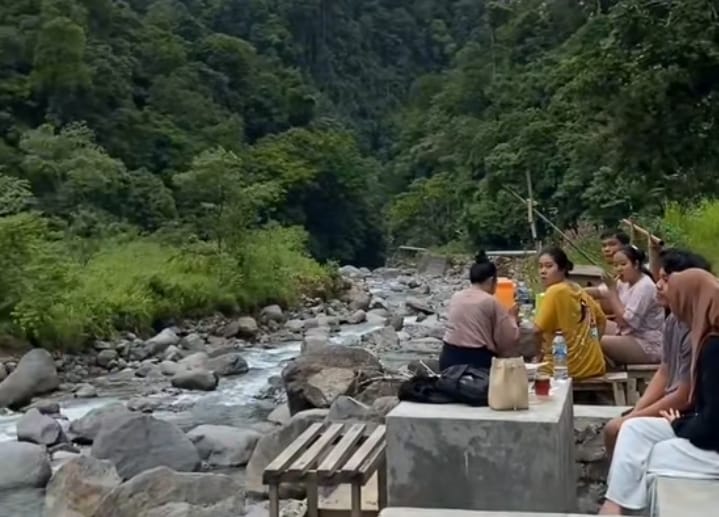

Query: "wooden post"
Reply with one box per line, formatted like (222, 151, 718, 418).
(525, 170, 541, 252)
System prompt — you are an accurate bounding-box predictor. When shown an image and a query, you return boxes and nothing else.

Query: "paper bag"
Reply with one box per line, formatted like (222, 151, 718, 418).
(488, 356, 529, 410)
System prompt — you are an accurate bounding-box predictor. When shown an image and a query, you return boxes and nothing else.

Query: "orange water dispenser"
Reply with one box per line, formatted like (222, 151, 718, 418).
(495, 277, 516, 309)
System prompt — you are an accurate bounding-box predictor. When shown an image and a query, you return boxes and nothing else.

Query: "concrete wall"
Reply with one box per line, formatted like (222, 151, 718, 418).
(386, 382, 576, 513)
(573, 405, 626, 514)
(385, 392, 626, 515)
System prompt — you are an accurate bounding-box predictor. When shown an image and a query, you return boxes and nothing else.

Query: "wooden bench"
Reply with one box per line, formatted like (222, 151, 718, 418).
(573, 371, 637, 405)
(263, 422, 387, 517)
(624, 363, 659, 399)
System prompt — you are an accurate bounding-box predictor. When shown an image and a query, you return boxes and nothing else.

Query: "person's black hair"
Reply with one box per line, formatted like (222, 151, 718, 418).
(659, 248, 712, 275)
(469, 250, 497, 284)
(600, 229, 631, 245)
(539, 246, 574, 274)
(617, 244, 654, 280)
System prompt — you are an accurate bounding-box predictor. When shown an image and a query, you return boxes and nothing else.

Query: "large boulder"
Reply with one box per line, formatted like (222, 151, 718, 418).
(246, 409, 328, 496)
(281, 345, 382, 415)
(69, 403, 133, 445)
(260, 304, 284, 323)
(207, 353, 248, 377)
(0, 348, 59, 409)
(171, 369, 218, 391)
(91, 415, 200, 479)
(223, 317, 258, 339)
(45, 456, 121, 517)
(342, 285, 371, 311)
(187, 425, 261, 467)
(146, 328, 181, 356)
(91, 467, 244, 517)
(361, 326, 400, 353)
(0, 441, 51, 490)
(16, 408, 65, 446)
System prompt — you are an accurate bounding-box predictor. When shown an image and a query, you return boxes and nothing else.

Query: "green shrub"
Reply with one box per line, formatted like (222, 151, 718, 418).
(6, 225, 334, 350)
(662, 200, 719, 268)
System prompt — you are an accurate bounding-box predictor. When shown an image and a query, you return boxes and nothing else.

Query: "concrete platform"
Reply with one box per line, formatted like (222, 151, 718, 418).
(379, 510, 598, 517)
(652, 476, 719, 517)
(386, 381, 576, 513)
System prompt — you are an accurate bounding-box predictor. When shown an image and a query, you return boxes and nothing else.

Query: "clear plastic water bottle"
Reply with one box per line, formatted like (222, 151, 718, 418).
(552, 331, 569, 381)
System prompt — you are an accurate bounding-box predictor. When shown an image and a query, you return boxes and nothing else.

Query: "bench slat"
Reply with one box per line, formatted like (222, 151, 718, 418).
(360, 441, 387, 484)
(318, 423, 366, 479)
(286, 423, 344, 477)
(263, 423, 324, 483)
(340, 425, 386, 479)
(575, 372, 628, 385)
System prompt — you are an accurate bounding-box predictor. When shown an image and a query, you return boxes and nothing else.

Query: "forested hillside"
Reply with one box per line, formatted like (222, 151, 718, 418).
(1, 0, 719, 347)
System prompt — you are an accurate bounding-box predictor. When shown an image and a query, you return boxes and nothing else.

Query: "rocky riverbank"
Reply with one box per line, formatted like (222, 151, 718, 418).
(0, 261, 466, 516)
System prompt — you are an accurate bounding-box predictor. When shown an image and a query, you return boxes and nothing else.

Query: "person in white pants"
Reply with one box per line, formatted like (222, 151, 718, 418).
(599, 269, 719, 515)
(601, 417, 719, 514)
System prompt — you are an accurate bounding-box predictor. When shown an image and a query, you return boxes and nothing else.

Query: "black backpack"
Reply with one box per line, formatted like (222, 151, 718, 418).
(398, 364, 490, 407)
(436, 364, 490, 407)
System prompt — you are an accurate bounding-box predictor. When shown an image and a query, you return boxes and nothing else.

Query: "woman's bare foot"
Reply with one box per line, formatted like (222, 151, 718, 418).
(598, 499, 622, 515)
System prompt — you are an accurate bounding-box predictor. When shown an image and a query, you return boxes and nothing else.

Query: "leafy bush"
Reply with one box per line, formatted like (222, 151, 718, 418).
(6, 225, 334, 350)
(663, 200, 719, 268)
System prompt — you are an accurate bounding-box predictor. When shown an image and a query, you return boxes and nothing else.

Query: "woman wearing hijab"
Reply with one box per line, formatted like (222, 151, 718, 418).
(599, 268, 719, 515)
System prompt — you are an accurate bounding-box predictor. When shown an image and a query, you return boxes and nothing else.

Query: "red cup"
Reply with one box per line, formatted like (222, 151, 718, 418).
(535, 376, 551, 396)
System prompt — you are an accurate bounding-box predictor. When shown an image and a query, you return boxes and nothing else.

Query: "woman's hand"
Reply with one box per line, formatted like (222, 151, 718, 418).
(659, 408, 682, 423)
(602, 271, 617, 291)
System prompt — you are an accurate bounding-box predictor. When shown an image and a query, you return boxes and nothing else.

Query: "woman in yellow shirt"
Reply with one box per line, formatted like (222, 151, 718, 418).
(533, 246, 607, 380)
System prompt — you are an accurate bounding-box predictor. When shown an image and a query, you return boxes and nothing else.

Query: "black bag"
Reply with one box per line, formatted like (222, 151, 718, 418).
(398, 375, 455, 404)
(436, 364, 490, 407)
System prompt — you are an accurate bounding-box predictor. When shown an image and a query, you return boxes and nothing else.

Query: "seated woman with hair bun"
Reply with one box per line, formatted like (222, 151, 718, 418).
(533, 246, 607, 380)
(440, 251, 521, 370)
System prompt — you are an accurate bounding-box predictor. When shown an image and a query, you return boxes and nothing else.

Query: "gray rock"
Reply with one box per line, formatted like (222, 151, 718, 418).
(339, 265, 362, 277)
(207, 353, 248, 377)
(171, 370, 218, 391)
(343, 285, 371, 311)
(316, 315, 340, 328)
(346, 309, 367, 324)
(0, 348, 59, 410)
(285, 319, 305, 333)
(163, 345, 183, 362)
(327, 396, 370, 421)
(246, 410, 329, 496)
(178, 352, 209, 371)
(17, 408, 64, 446)
(44, 456, 121, 517)
(390, 313, 404, 331)
(366, 309, 390, 325)
(146, 328, 180, 356)
(179, 333, 205, 352)
(91, 415, 200, 480)
(0, 441, 51, 490)
(267, 404, 291, 425)
(33, 401, 60, 415)
(91, 467, 244, 517)
(160, 360, 180, 376)
(134, 362, 162, 379)
(361, 326, 400, 352)
(282, 345, 382, 414)
(128, 341, 151, 361)
(260, 304, 285, 323)
(406, 296, 434, 315)
(75, 383, 98, 398)
(187, 425, 261, 467)
(127, 397, 161, 413)
(0, 362, 7, 382)
(301, 330, 330, 355)
(223, 317, 258, 339)
(69, 403, 132, 445)
(96, 349, 118, 368)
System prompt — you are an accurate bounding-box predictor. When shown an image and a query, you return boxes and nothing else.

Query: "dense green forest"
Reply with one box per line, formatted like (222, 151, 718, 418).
(1, 0, 719, 347)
